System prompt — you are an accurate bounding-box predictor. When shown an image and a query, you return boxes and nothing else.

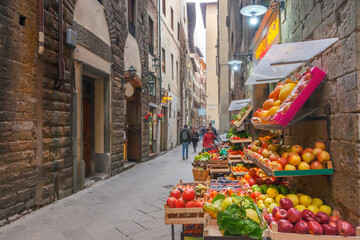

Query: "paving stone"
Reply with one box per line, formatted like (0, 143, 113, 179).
(127, 225, 182, 240)
(137, 217, 165, 230)
(63, 228, 98, 240)
(93, 229, 130, 240)
(115, 220, 147, 235)
(147, 210, 164, 219)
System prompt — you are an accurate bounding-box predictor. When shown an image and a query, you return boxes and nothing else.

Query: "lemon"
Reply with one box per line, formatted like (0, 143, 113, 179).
(264, 198, 275, 208)
(299, 195, 312, 207)
(312, 198, 323, 208)
(246, 209, 260, 223)
(319, 205, 332, 216)
(296, 193, 304, 199)
(286, 194, 299, 206)
(258, 203, 265, 209)
(273, 100, 282, 107)
(295, 204, 307, 212)
(275, 194, 286, 204)
(267, 188, 279, 198)
(257, 200, 264, 206)
(307, 205, 319, 214)
(266, 106, 280, 118)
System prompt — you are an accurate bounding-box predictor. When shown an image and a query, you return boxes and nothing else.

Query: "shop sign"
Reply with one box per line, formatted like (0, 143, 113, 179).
(252, 11, 280, 64)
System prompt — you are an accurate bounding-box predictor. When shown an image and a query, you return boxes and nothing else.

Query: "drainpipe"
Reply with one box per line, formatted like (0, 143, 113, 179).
(56, 0, 65, 89)
(158, 0, 162, 102)
(72, 88, 78, 192)
(38, 0, 44, 55)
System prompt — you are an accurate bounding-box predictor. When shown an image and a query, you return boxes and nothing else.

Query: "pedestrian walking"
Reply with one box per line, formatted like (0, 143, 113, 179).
(203, 129, 215, 150)
(179, 125, 191, 160)
(191, 127, 200, 153)
(199, 126, 206, 140)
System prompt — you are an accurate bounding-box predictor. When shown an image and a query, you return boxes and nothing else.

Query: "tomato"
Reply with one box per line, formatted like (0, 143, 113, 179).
(244, 174, 251, 181)
(225, 188, 233, 196)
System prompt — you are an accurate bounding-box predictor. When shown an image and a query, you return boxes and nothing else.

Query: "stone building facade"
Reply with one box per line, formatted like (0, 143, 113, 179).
(226, 0, 360, 224)
(0, 0, 155, 225)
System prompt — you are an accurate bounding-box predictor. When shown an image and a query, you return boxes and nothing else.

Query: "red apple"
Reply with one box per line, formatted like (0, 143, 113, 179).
(308, 220, 323, 235)
(322, 223, 338, 235)
(275, 209, 288, 221)
(281, 152, 290, 159)
(175, 198, 185, 208)
(277, 157, 288, 168)
(278, 219, 294, 233)
(248, 178, 256, 186)
(272, 206, 281, 217)
(303, 147, 314, 154)
(267, 217, 277, 226)
(288, 154, 301, 166)
(337, 220, 355, 236)
(315, 212, 330, 224)
(317, 151, 330, 164)
(313, 148, 323, 157)
(291, 145, 303, 154)
(310, 161, 324, 169)
(301, 209, 315, 222)
(287, 208, 302, 224)
(167, 197, 177, 208)
(302, 152, 315, 163)
(264, 213, 273, 221)
(280, 198, 294, 210)
(315, 142, 325, 150)
(294, 220, 309, 234)
(170, 189, 182, 199)
(269, 154, 280, 162)
(329, 221, 337, 228)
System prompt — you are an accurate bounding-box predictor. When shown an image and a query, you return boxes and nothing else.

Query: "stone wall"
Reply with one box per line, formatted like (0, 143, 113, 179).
(0, 0, 153, 224)
(281, 0, 360, 224)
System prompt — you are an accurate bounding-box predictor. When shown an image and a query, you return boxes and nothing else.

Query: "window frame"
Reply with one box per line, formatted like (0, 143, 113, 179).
(171, 7, 174, 30)
(162, 48, 166, 73)
(148, 16, 154, 56)
(128, 0, 136, 37)
(171, 54, 174, 79)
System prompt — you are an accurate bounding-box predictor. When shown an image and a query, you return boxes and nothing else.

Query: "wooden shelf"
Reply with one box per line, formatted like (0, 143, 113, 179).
(228, 158, 253, 164)
(231, 105, 253, 128)
(245, 152, 334, 177)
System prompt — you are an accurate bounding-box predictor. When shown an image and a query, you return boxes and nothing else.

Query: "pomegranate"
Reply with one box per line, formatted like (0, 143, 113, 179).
(170, 189, 182, 199)
(167, 197, 177, 208)
(182, 188, 196, 201)
(175, 198, 185, 208)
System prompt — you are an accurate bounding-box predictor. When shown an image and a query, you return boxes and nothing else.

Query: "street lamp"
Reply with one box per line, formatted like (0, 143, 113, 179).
(240, 0, 267, 26)
(128, 65, 136, 78)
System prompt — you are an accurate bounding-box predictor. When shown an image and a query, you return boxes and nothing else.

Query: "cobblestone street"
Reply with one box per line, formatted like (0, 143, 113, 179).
(0, 146, 198, 240)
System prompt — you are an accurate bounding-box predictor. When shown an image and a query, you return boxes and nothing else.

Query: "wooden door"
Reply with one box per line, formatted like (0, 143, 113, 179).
(83, 98, 92, 176)
(126, 90, 141, 161)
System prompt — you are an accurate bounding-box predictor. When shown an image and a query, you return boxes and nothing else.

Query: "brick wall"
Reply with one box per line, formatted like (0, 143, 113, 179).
(281, 0, 360, 224)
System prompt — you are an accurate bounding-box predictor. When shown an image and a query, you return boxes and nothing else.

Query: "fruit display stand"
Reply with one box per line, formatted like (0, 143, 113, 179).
(262, 209, 360, 240)
(245, 152, 334, 177)
(164, 204, 205, 225)
(230, 137, 253, 143)
(231, 105, 253, 128)
(209, 159, 230, 177)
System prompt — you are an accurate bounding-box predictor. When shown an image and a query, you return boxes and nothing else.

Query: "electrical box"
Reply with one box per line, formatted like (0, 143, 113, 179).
(66, 28, 77, 48)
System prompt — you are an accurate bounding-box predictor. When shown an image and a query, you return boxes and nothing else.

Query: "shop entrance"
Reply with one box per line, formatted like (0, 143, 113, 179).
(126, 88, 142, 161)
(83, 77, 94, 177)
(160, 107, 168, 151)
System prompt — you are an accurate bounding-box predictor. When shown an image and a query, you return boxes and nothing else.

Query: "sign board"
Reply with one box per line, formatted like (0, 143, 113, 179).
(251, 11, 280, 65)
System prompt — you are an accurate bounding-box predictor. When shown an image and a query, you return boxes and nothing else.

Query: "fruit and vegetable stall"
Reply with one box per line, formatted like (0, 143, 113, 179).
(163, 40, 360, 239)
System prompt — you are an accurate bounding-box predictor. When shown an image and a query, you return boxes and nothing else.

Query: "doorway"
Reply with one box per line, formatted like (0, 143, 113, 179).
(126, 88, 142, 161)
(160, 107, 168, 151)
(83, 77, 94, 177)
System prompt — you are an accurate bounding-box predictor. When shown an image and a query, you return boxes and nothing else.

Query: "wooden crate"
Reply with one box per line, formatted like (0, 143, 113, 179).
(164, 204, 204, 225)
(263, 209, 360, 240)
(231, 105, 253, 128)
(229, 137, 252, 143)
(210, 159, 230, 174)
(203, 214, 257, 239)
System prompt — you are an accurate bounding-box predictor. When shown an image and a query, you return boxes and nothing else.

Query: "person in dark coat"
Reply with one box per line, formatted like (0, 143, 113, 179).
(191, 127, 200, 153)
(179, 125, 191, 160)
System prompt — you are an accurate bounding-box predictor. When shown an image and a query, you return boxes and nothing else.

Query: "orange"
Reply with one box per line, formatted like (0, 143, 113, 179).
(263, 99, 274, 110)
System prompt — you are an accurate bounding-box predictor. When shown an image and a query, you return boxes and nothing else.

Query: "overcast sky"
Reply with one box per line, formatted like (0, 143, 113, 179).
(187, 0, 218, 61)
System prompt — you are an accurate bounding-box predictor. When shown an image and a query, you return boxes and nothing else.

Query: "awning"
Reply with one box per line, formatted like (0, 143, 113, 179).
(228, 98, 252, 111)
(246, 38, 338, 85)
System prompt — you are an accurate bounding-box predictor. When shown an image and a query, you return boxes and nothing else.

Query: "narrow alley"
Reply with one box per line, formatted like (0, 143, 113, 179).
(0, 147, 197, 240)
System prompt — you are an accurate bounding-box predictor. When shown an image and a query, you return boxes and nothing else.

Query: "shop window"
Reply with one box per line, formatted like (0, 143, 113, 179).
(177, 22, 180, 40)
(176, 61, 179, 83)
(149, 16, 154, 56)
(162, 48, 166, 73)
(171, 54, 174, 79)
(128, 0, 136, 37)
(171, 8, 174, 30)
(162, 0, 166, 16)
(149, 74, 156, 97)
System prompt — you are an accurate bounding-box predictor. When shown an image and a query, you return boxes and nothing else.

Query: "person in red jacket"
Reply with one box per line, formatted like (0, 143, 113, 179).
(203, 129, 216, 150)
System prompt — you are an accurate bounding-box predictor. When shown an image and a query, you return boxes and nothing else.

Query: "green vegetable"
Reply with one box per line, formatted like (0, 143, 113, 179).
(216, 195, 265, 239)
(211, 194, 226, 204)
